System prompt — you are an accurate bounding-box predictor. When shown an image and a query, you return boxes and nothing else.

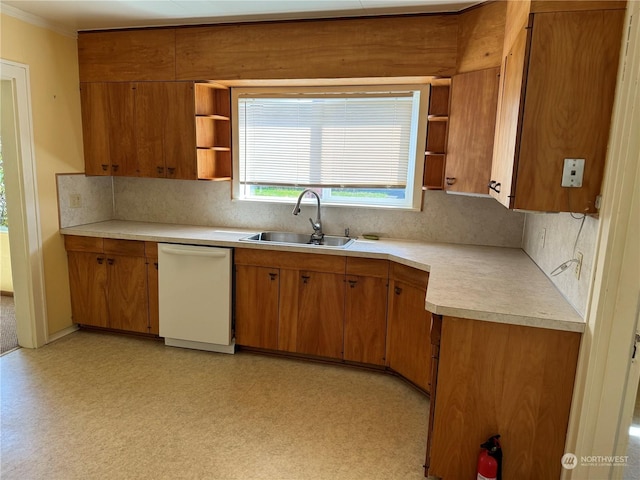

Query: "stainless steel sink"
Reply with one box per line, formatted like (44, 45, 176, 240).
(240, 231, 355, 248)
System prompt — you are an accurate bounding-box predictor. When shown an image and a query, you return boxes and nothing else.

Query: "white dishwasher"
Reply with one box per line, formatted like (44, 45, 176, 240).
(158, 243, 234, 354)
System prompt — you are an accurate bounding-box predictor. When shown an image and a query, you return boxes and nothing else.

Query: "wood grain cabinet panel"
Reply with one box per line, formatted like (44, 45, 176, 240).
(106, 255, 149, 333)
(79, 83, 111, 176)
(490, 8, 625, 212)
(78, 29, 176, 82)
(386, 279, 432, 392)
(427, 316, 581, 480)
(445, 67, 500, 194)
(146, 243, 159, 336)
(67, 251, 109, 328)
(235, 265, 280, 350)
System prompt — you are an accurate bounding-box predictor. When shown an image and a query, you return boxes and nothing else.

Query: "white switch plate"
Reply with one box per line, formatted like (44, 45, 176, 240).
(69, 193, 82, 208)
(562, 158, 585, 187)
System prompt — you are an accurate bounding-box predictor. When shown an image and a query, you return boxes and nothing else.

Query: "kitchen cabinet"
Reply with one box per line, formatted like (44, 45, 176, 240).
(489, 6, 625, 212)
(235, 265, 279, 350)
(80, 82, 137, 176)
(65, 235, 151, 334)
(386, 263, 431, 391)
(145, 242, 159, 336)
(344, 257, 389, 365)
(195, 83, 232, 180)
(423, 82, 450, 190)
(136, 82, 197, 180)
(425, 316, 581, 479)
(445, 67, 500, 194)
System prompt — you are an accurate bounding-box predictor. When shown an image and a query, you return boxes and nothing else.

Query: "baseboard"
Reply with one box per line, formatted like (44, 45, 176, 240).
(47, 324, 79, 343)
(0, 291, 14, 297)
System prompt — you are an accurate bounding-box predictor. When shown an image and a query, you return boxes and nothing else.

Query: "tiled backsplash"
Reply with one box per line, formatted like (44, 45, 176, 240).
(522, 212, 599, 317)
(57, 174, 113, 228)
(111, 177, 525, 247)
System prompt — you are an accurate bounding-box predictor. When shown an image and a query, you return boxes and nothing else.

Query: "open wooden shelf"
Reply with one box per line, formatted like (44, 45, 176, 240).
(194, 83, 231, 180)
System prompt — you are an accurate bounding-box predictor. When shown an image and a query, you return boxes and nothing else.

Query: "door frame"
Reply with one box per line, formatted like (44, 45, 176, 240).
(1, 59, 48, 348)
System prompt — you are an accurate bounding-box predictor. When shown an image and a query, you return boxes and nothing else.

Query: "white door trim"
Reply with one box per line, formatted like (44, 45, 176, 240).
(1, 58, 48, 348)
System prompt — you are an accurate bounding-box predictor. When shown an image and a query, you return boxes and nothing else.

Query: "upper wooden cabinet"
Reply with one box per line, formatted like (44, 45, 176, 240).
(489, 6, 625, 212)
(78, 29, 176, 82)
(445, 67, 500, 194)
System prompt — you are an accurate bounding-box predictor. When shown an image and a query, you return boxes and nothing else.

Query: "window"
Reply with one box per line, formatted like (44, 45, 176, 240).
(232, 85, 428, 210)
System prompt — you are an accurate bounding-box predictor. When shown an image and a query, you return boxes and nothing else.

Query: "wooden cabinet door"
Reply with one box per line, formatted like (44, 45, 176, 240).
(136, 82, 166, 178)
(386, 280, 431, 391)
(296, 271, 345, 359)
(67, 251, 109, 327)
(489, 27, 529, 208)
(106, 83, 137, 176)
(147, 257, 159, 335)
(235, 265, 280, 350)
(344, 275, 388, 365)
(80, 83, 111, 176)
(164, 82, 197, 180)
(106, 255, 149, 333)
(445, 67, 500, 194)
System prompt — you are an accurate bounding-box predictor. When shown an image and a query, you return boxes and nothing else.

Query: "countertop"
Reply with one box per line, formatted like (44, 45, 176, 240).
(60, 220, 585, 333)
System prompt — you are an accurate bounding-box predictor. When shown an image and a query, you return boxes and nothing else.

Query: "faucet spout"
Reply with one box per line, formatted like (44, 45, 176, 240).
(293, 189, 323, 242)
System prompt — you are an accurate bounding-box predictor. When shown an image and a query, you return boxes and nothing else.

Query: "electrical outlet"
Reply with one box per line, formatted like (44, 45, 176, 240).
(69, 193, 82, 208)
(575, 251, 583, 280)
(539, 228, 546, 249)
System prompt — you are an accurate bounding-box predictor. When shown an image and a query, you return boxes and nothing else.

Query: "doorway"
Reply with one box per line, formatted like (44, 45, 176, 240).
(0, 59, 48, 349)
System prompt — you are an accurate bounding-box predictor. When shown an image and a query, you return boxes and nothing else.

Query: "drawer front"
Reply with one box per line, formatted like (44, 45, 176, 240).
(390, 262, 429, 290)
(64, 235, 104, 253)
(104, 238, 146, 257)
(235, 248, 345, 274)
(346, 257, 389, 278)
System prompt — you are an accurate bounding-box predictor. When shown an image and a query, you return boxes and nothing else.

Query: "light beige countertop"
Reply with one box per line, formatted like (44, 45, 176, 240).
(60, 220, 585, 333)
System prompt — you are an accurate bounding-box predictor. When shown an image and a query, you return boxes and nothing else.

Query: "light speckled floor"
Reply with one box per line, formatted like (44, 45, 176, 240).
(0, 331, 429, 480)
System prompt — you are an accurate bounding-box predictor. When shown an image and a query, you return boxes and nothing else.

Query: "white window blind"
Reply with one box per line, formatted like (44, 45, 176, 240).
(237, 93, 416, 188)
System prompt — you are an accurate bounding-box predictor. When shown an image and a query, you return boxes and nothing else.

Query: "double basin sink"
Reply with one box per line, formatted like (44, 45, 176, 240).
(241, 231, 355, 249)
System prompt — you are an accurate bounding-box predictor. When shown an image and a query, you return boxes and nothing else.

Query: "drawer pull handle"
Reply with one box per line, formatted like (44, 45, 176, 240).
(445, 177, 456, 186)
(156, 166, 164, 174)
(101, 164, 108, 171)
(167, 167, 175, 174)
(154, 262, 158, 270)
(96, 257, 105, 265)
(112, 164, 119, 172)
(107, 258, 114, 265)
(301, 275, 310, 284)
(269, 273, 278, 280)
(348, 279, 357, 288)
(394, 286, 402, 295)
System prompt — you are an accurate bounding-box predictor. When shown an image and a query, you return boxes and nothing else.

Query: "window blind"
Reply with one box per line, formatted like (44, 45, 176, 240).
(237, 93, 416, 188)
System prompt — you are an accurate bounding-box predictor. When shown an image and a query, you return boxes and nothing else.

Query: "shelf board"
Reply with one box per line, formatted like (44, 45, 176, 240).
(196, 146, 231, 151)
(425, 151, 446, 156)
(427, 115, 448, 122)
(196, 114, 230, 121)
(198, 176, 232, 182)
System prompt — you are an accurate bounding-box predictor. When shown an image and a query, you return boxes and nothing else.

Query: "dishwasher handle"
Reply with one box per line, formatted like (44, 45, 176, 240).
(160, 245, 229, 258)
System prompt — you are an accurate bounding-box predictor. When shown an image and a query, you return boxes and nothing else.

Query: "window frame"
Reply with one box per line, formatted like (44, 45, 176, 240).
(231, 84, 429, 211)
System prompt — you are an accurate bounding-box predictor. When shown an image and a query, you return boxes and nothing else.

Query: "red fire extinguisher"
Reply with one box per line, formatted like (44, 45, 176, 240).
(477, 434, 502, 480)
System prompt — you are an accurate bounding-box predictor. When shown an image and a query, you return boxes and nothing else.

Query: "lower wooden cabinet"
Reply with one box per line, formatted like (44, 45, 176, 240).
(386, 263, 431, 391)
(145, 242, 159, 335)
(235, 264, 279, 349)
(65, 235, 157, 334)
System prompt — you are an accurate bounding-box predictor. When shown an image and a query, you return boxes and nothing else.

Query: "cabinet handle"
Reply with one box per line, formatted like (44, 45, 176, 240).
(167, 167, 175, 174)
(301, 274, 310, 284)
(348, 279, 357, 288)
(154, 262, 158, 270)
(445, 177, 456, 186)
(101, 164, 109, 171)
(107, 258, 114, 265)
(111, 164, 119, 172)
(394, 286, 402, 295)
(96, 257, 105, 265)
(156, 166, 164, 174)
(268, 272, 278, 280)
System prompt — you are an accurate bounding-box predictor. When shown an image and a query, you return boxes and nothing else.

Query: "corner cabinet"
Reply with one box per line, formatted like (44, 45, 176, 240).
(423, 82, 450, 190)
(489, 7, 625, 213)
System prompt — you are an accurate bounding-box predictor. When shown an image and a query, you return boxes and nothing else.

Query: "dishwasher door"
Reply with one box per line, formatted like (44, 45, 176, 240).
(158, 243, 234, 354)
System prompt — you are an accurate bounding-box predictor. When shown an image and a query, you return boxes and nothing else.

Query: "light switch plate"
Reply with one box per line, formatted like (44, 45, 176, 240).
(562, 158, 585, 187)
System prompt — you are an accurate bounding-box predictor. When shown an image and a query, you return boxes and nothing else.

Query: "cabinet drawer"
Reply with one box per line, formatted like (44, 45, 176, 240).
(104, 239, 146, 257)
(235, 248, 345, 274)
(346, 257, 389, 279)
(390, 263, 429, 290)
(64, 235, 104, 253)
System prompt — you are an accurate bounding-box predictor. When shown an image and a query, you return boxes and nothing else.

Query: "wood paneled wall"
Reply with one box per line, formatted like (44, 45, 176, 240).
(175, 15, 458, 80)
(456, 1, 506, 73)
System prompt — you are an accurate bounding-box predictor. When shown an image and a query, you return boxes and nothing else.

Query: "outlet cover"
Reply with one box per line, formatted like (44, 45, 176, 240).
(562, 158, 585, 187)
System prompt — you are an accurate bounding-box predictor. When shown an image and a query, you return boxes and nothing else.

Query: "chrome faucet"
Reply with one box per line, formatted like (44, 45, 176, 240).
(293, 189, 323, 243)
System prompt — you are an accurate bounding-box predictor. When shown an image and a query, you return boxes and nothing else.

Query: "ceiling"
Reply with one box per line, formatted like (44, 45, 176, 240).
(1, 0, 480, 32)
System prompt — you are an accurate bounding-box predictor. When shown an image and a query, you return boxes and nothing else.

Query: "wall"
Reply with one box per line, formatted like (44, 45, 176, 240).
(0, 14, 84, 335)
(522, 212, 599, 317)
